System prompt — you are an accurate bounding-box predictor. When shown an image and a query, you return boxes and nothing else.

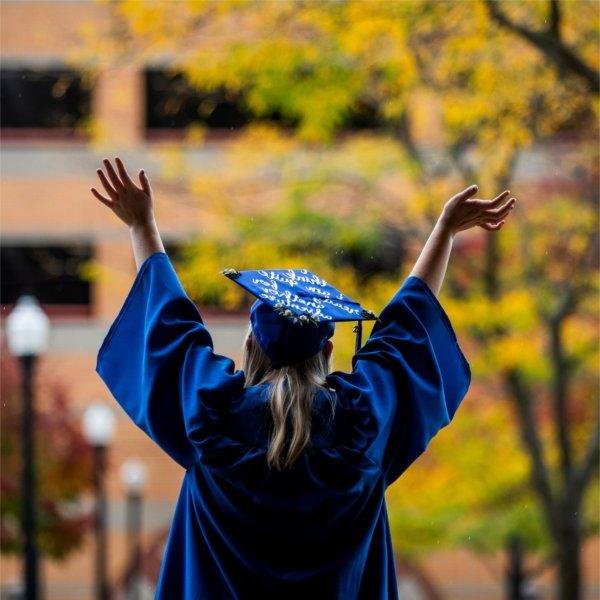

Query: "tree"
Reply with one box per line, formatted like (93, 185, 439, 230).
(0, 347, 94, 560)
(484, 0, 599, 94)
(74, 1, 599, 596)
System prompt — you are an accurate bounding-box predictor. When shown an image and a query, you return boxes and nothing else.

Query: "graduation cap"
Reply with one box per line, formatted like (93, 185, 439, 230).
(222, 268, 378, 368)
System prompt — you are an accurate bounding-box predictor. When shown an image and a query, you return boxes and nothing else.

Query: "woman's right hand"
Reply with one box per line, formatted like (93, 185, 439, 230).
(91, 157, 155, 229)
(438, 185, 517, 235)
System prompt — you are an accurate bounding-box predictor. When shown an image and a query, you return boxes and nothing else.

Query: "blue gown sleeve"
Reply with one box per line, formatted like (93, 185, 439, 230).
(95, 251, 245, 470)
(326, 275, 471, 487)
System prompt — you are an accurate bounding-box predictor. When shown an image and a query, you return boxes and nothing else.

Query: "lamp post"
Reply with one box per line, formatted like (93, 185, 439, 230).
(82, 404, 116, 600)
(506, 534, 525, 600)
(119, 459, 147, 600)
(6, 295, 50, 600)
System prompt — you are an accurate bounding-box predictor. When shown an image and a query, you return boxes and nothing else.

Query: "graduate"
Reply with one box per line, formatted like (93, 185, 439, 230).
(91, 157, 517, 599)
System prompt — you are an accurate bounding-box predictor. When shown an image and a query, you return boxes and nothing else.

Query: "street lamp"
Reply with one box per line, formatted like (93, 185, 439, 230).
(6, 295, 50, 600)
(119, 459, 148, 600)
(82, 403, 116, 600)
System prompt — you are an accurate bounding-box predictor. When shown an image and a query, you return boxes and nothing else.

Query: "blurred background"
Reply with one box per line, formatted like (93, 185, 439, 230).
(0, 1, 598, 599)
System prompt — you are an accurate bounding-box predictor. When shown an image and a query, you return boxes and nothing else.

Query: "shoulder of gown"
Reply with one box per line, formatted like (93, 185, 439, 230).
(96, 251, 246, 470)
(326, 274, 471, 487)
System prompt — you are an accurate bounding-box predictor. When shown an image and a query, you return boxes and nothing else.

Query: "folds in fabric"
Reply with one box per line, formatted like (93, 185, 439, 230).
(326, 275, 471, 487)
(95, 251, 246, 470)
(95, 251, 471, 487)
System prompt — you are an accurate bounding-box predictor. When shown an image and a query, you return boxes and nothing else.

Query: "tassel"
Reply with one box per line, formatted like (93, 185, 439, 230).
(353, 320, 363, 354)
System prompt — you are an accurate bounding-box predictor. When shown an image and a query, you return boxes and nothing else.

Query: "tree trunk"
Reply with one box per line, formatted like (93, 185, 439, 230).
(556, 510, 582, 600)
(505, 535, 525, 600)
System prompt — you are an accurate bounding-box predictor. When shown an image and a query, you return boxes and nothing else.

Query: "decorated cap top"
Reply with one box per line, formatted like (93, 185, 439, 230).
(222, 268, 377, 367)
(221, 268, 377, 323)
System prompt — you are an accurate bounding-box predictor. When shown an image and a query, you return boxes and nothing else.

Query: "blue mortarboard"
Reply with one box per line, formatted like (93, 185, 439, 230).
(222, 268, 378, 367)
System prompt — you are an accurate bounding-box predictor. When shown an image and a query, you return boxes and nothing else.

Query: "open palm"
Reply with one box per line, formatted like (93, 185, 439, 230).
(441, 185, 517, 233)
(91, 157, 154, 228)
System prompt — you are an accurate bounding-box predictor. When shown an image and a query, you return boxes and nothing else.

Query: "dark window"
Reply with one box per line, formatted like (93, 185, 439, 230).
(347, 99, 383, 130)
(145, 69, 250, 130)
(144, 68, 383, 136)
(1, 244, 93, 315)
(145, 68, 296, 134)
(1, 68, 91, 130)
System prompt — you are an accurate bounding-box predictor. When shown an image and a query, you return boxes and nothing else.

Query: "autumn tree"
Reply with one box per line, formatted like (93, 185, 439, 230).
(0, 347, 94, 560)
(73, 1, 599, 597)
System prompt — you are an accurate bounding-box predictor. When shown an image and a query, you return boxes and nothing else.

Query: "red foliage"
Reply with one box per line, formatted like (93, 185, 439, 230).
(0, 343, 95, 560)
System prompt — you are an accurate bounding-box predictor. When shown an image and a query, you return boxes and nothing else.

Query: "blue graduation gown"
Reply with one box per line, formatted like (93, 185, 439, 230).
(96, 251, 471, 599)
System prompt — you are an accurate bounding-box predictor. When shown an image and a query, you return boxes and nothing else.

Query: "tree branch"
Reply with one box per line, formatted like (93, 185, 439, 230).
(547, 291, 577, 481)
(484, 0, 599, 94)
(504, 368, 558, 534)
(542, 230, 597, 506)
(572, 421, 600, 503)
(548, 0, 561, 37)
(391, 111, 426, 175)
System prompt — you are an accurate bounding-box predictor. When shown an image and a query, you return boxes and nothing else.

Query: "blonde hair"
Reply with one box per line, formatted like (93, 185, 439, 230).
(241, 325, 334, 471)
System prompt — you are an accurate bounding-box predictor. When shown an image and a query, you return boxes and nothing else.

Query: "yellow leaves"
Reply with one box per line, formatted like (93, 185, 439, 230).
(563, 312, 600, 368)
(488, 332, 550, 377)
(182, 52, 226, 90)
(495, 289, 538, 330)
(294, 3, 339, 38)
(225, 124, 296, 176)
(447, 289, 548, 379)
(443, 94, 490, 131)
(523, 196, 598, 286)
(445, 289, 539, 335)
(386, 398, 531, 552)
(69, 0, 600, 558)
(380, 96, 406, 122)
(116, 0, 192, 46)
(529, 195, 596, 232)
(338, 7, 407, 59)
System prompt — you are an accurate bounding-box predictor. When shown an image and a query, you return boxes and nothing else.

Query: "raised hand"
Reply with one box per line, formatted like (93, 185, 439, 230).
(439, 185, 517, 235)
(91, 157, 155, 228)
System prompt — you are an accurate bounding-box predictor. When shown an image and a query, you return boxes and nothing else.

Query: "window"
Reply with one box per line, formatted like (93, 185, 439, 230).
(144, 68, 382, 140)
(1, 244, 93, 316)
(145, 69, 252, 132)
(1, 67, 91, 138)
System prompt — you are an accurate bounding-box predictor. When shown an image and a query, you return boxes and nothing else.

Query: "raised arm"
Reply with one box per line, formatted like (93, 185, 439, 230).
(410, 184, 516, 296)
(329, 184, 517, 487)
(91, 157, 246, 470)
(91, 156, 165, 270)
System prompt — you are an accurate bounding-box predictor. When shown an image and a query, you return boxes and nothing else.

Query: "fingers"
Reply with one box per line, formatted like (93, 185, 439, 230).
(115, 156, 136, 188)
(102, 158, 124, 192)
(91, 187, 113, 208)
(469, 190, 510, 208)
(490, 190, 511, 205)
(482, 196, 516, 218)
(139, 169, 151, 196)
(452, 184, 479, 203)
(478, 199, 515, 229)
(96, 168, 118, 199)
(479, 220, 506, 231)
